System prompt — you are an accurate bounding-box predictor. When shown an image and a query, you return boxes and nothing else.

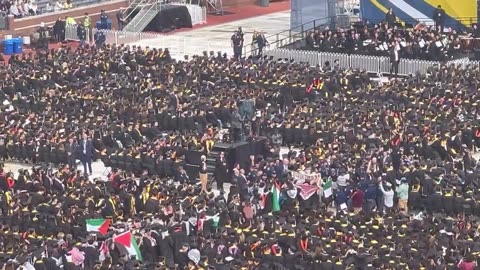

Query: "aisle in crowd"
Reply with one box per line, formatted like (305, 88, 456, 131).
(1, 44, 480, 269)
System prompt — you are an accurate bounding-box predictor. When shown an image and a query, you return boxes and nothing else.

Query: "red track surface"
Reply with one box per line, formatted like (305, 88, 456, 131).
(187, 1, 290, 30)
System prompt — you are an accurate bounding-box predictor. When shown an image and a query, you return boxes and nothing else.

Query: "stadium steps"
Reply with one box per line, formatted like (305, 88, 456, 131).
(123, 2, 159, 32)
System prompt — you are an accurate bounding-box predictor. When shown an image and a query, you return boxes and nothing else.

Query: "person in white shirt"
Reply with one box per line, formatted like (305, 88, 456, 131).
(29, 0, 37, 15)
(16, 0, 26, 16)
(337, 171, 350, 188)
(379, 181, 394, 214)
(54, 0, 63, 11)
(396, 178, 409, 214)
(46, 0, 54, 12)
(24, 1, 33, 15)
(9, 3, 20, 17)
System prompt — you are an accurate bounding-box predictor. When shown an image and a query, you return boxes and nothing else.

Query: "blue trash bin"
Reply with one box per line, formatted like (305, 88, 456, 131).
(3, 39, 13, 55)
(13, 38, 23, 54)
(96, 21, 102, 29)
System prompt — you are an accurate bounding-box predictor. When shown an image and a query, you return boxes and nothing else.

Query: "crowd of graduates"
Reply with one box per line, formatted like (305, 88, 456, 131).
(1, 43, 480, 269)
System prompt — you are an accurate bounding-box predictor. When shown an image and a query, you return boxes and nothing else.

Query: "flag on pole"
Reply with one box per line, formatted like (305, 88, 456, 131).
(272, 181, 281, 212)
(86, 219, 111, 235)
(295, 183, 319, 200)
(323, 179, 333, 198)
(113, 231, 143, 261)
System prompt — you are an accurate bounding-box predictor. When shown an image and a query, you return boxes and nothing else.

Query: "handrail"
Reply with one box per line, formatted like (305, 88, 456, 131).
(361, 16, 478, 28)
(130, 0, 158, 30)
(124, 0, 149, 22)
(243, 14, 479, 57)
(243, 16, 333, 56)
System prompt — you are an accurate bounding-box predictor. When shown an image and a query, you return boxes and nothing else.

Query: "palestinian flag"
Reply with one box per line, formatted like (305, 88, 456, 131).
(296, 183, 319, 200)
(86, 219, 111, 235)
(323, 179, 333, 198)
(99, 241, 109, 262)
(205, 215, 220, 227)
(272, 181, 281, 212)
(113, 231, 143, 261)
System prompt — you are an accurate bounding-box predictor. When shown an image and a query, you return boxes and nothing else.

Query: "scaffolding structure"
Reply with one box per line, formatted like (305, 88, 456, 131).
(205, 0, 223, 15)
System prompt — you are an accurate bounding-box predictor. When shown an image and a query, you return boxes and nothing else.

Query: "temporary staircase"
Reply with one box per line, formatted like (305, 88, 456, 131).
(123, 0, 161, 32)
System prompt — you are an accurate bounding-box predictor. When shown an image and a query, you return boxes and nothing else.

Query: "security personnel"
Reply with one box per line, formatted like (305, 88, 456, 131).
(77, 23, 87, 47)
(37, 22, 49, 50)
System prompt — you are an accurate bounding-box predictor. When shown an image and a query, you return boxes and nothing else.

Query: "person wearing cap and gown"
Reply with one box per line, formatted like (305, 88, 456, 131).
(215, 152, 227, 191)
(157, 231, 175, 266)
(141, 229, 158, 263)
(65, 136, 78, 171)
(200, 155, 208, 193)
(175, 243, 190, 269)
(144, 192, 160, 214)
(82, 238, 100, 269)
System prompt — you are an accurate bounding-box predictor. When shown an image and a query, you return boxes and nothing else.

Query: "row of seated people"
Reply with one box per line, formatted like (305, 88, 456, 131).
(304, 21, 474, 60)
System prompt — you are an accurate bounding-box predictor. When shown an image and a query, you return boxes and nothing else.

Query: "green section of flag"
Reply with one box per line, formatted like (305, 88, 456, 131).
(272, 181, 281, 212)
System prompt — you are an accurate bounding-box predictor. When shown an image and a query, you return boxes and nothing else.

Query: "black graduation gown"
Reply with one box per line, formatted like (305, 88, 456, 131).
(427, 192, 443, 213)
(409, 188, 421, 210)
(102, 200, 116, 218)
(156, 234, 175, 265)
(213, 262, 230, 270)
(215, 157, 228, 186)
(442, 192, 454, 215)
(174, 250, 189, 269)
(82, 245, 99, 270)
(144, 197, 160, 214)
(141, 236, 157, 263)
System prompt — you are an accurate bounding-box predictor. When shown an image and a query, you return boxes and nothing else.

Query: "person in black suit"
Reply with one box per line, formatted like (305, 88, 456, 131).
(305, 31, 317, 50)
(433, 5, 446, 33)
(215, 151, 227, 191)
(389, 41, 400, 78)
(385, 8, 396, 26)
(231, 30, 244, 59)
(254, 31, 269, 56)
(65, 136, 77, 171)
(230, 107, 243, 142)
(78, 132, 94, 175)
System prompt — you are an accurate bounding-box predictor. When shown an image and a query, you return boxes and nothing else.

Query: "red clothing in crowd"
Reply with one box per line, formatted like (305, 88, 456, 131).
(350, 189, 365, 208)
(458, 260, 476, 270)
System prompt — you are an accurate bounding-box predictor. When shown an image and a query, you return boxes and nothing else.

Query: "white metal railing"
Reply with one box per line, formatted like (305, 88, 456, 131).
(65, 24, 91, 43)
(65, 24, 232, 58)
(263, 49, 476, 76)
(65, 5, 206, 42)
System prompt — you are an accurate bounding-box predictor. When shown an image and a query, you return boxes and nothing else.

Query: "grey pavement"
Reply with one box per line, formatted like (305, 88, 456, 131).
(130, 11, 291, 59)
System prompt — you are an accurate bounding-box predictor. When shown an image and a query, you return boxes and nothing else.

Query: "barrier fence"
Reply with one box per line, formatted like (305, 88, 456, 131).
(64, 4, 207, 43)
(65, 24, 232, 59)
(263, 49, 474, 76)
